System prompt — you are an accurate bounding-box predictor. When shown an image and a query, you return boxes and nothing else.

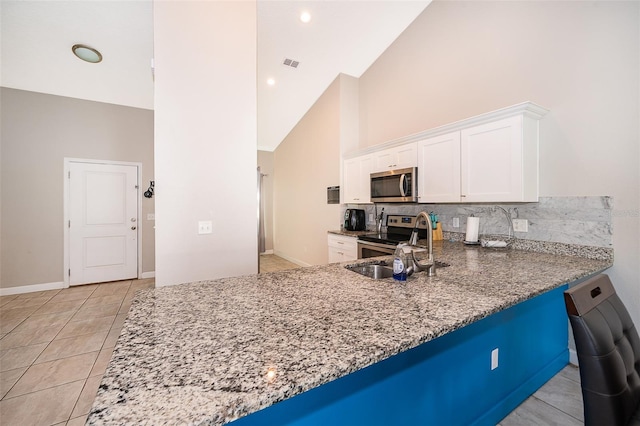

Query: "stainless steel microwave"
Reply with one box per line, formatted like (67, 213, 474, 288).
(370, 167, 417, 203)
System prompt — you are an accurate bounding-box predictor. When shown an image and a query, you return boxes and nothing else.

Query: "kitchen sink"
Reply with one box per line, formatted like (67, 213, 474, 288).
(346, 260, 451, 280)
(345, 263, 394, 279)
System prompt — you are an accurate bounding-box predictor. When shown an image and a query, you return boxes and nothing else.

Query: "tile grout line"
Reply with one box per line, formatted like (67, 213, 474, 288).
(0, 280, 139, 426)
(530, 394, 584, 423)
(0, 281, 130, 408)
(1, 289, 67, 402)
(1, 305, 85, 401)
(68, 375, 92, 422)
(1, 290, 61, 335)
(70, 280, 134, 424)
(30, 284, 103, 369)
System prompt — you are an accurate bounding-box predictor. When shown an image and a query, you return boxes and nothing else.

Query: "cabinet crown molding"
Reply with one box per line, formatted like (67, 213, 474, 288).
(344, 101, 548, 159)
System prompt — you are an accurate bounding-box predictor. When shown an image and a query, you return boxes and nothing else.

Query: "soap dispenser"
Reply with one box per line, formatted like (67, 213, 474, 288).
(393, 243, 408, 281)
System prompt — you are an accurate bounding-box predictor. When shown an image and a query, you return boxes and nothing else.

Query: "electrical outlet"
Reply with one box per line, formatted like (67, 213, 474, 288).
(453, 217, 460, 228)
(198, 221, 213, 235)
(491, 348, 499, 370)
(369, 213, 374, 222)
(513, 219, 528, 233)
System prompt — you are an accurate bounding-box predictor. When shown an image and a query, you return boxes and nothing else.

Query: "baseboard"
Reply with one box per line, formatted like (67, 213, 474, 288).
(141, 271, 156, 279)
(475, 350, 569, 426)
(0, 281, 65, 296)
(569, 349, 578, 366)
(260, 249, 274, 255)
(273, 251, 311, 267)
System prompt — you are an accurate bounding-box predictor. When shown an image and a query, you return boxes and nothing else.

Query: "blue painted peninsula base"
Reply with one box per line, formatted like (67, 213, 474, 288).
(233, 285, 569, 426)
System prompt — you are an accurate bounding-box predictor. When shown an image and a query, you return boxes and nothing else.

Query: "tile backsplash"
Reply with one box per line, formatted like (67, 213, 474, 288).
(343, 196, 613, 250)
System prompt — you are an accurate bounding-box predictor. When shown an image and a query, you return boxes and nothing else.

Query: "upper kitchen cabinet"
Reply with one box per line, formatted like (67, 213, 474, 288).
(417, 132, 461, 203)
(346, 102, 547, 204)
(343, 154, 372, 204)
(417, 102, 547, 203)
(372, 143, 417, 172)
(461, 115, 537, 202)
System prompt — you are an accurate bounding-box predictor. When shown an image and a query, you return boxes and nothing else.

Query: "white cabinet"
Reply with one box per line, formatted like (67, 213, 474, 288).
(372, 143, 417, 172)
(417, 114, 540, 203)
(346, 103, 546, 204)
(343, 154, 372, 204)
(344, 144, 417, 205)
(461, 115, 537, 202)
(417, 132, 461, 203)
(328, 234, 358, 263)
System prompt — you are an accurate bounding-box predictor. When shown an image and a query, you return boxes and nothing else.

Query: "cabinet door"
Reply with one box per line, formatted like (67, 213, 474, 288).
(328, 246, 344, 263)
(372, 143, 417, 172)
(373, 148, 395, 172)
(358, 155, 372, 203)
(417, 132, 461, 203)
(461, 116, 525, 202)
(343, 155, 372, 203)
(395, 143, 418, 169)
(343, 157, 361, 203)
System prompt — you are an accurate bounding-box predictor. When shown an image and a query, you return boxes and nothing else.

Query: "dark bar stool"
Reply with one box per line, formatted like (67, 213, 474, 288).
(564, 274, 640, 426)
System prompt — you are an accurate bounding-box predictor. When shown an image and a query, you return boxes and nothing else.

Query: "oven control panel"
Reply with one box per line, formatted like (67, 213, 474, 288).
(386, 215, 429, 229)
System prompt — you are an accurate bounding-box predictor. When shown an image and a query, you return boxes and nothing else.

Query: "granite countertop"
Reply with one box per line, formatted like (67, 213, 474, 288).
(327, 229, 374, 237)
(88, 241, 611, 425)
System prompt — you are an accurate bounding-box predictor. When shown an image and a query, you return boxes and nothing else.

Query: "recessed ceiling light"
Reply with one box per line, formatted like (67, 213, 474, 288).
(72, 44, 102, 63)
(267, 78, 276, 86)
(300, 11, 311, 23)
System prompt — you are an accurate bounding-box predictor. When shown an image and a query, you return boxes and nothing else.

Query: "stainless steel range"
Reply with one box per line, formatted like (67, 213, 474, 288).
(357, 214, 428, 259)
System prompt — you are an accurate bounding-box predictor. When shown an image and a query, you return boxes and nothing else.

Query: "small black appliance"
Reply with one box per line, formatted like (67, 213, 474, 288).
(344, 209, 366, 231)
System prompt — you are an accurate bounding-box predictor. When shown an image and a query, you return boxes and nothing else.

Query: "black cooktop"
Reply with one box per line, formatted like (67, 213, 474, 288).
(358, 232, 410, 245)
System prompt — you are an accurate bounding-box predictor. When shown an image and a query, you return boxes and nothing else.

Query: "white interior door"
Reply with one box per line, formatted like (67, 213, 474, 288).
(69, 162, 138, 285)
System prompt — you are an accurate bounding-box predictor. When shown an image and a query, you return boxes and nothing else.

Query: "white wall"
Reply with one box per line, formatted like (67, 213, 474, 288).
(358, 1, 639, 325)
(273, 76, 344, 266)
(154, 1, 257, 287)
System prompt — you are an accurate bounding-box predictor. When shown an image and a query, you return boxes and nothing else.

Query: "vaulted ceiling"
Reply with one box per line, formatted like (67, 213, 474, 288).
(0, 1, 429, 151)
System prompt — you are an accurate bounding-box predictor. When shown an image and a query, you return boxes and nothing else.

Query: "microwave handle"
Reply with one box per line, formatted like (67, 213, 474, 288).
(399, 174, 407, 197)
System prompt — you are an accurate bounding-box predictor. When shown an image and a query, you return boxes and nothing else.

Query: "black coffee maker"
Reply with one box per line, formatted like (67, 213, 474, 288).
(344, 209, 366, 231)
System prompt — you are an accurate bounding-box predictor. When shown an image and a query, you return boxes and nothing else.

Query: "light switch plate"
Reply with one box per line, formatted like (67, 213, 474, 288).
(198, 220, 213, 234)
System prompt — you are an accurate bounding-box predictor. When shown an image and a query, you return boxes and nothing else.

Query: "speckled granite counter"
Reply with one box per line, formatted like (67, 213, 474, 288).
(327, 229, 374, 237)
(88, 241, 611, 425)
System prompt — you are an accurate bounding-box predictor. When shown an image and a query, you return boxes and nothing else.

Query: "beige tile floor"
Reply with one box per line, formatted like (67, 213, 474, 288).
(1, 258, 585, 425)
(259, 253, 301, 273)
(501, 364, 584, 425)
(0, 278, 154, 426)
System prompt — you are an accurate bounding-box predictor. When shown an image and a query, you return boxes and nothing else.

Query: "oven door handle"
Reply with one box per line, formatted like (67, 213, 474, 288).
(358, 240, 398, 251)
(399, 174, 407, 197)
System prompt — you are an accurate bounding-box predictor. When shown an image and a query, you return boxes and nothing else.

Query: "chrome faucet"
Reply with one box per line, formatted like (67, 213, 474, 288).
(408, 211, 436, 277)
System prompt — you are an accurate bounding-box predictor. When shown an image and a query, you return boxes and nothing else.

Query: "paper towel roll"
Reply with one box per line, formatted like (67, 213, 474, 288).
(465, 217, 480, 242)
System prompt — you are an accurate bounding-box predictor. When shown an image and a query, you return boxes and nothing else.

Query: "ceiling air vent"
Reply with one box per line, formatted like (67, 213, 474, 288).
(283, 58, 300, 68)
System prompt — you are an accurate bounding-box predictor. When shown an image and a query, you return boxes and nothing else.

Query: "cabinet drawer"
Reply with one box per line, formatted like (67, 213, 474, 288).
(328, 234, 357, 249)
(328, 234, 358, 262)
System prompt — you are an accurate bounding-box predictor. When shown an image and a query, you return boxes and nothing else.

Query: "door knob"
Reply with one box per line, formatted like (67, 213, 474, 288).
(131, 226, 137, 230)
(131, 218, 137, 222)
